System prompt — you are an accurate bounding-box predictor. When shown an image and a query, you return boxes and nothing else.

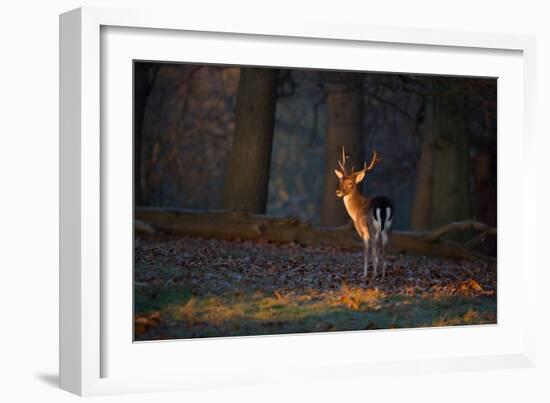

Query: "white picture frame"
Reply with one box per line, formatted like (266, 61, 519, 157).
(60, 6, 537, 396)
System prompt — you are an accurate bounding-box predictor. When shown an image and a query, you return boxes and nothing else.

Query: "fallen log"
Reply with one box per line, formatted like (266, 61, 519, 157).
(135, 207, 496, 261)
(135, 207, 358, 249)
(134, 219, 156, 235)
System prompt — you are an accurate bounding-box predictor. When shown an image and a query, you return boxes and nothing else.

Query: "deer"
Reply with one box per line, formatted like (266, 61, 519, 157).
(334, 147, 394, 282)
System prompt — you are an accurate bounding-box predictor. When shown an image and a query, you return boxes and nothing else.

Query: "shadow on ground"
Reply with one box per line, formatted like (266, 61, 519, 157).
(35, 373, 59, 388)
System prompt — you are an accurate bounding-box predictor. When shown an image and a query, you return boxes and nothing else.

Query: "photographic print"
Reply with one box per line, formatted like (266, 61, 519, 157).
(133, 62, 497, 341)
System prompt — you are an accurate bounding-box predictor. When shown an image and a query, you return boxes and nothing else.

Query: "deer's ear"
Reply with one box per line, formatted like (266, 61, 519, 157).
(355, 171, 366, 183)
(334, 169, 344, 179)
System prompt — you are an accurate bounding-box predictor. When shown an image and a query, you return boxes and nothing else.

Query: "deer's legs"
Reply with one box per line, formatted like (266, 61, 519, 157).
(363, 239, 370, 279)
(381, 231, 388, 280)
(372, 234, 379, 281)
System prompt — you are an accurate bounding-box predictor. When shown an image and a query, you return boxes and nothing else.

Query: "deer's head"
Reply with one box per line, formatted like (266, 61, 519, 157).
(334, 146, 380, 198)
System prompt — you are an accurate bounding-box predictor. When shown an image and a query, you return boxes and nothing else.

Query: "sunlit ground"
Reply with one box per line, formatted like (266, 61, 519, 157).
(134, 235, 496, 341)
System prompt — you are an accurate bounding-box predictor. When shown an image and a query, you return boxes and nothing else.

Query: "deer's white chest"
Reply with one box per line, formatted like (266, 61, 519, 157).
(343, 195, 355, 221)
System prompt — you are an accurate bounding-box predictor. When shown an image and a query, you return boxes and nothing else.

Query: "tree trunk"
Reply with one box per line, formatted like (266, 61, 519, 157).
(431, 80, 471, 239)
(222, 67, 278, 213)
(410, 95, 435, 230)
(473, 150, 497, 256)
(320, 73, 365, 226)
(134, 62, 158, 207)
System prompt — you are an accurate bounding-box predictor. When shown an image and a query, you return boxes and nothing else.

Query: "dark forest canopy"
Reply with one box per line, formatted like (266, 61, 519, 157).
(134, 62, 496, 254)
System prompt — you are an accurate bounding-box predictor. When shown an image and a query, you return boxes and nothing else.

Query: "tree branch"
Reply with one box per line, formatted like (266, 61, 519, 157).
(420, 218, 496, 243)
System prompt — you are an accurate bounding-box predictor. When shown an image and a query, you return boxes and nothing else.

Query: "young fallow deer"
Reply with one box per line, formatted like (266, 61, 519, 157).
(334, 147, 394, 282)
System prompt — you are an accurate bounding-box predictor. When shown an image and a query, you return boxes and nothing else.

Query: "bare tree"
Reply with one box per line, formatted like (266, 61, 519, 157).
(134, 62, 159, 206)
(409, 78, 473, 236)
(410, 94, 435, 230)
(320, 72, 365, 226)
(222, 67, 278, 213)
(430, 79, 471, 235)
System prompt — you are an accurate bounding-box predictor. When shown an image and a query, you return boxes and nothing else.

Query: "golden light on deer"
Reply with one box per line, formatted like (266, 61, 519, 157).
(334, 146, 394, 282)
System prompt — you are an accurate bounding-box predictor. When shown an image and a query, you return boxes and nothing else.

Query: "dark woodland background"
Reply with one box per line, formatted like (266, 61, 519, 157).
(133, 62, 497, 340)
(134, 62, 496, 251)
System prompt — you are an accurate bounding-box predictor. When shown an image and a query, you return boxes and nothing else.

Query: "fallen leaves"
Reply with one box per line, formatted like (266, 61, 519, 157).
(339, 294, 360, 310)
(273, 290, 285, 300)
(401, 286, 417, 297)
(462, 308, 480, 322)
(135, 235, 496, 299)
(453, 279, 493, 297)
(134, 311, 161, 335)
(338, 285, 384, 311)
(134, 234, 497, 339)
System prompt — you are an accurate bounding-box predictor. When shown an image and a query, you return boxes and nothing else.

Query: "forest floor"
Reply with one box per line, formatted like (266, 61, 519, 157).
(134, 234, 497, 341)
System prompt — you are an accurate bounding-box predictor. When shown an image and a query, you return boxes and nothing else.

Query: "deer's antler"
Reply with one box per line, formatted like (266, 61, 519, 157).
(365, 150, 381, 172)
(339, 148, 380, 177)
(354, 150, 381, 176)
(337, 146, 348, 175)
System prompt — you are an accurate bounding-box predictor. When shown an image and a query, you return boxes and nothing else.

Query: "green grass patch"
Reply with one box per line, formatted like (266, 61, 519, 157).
(134, 283, 496, 340)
